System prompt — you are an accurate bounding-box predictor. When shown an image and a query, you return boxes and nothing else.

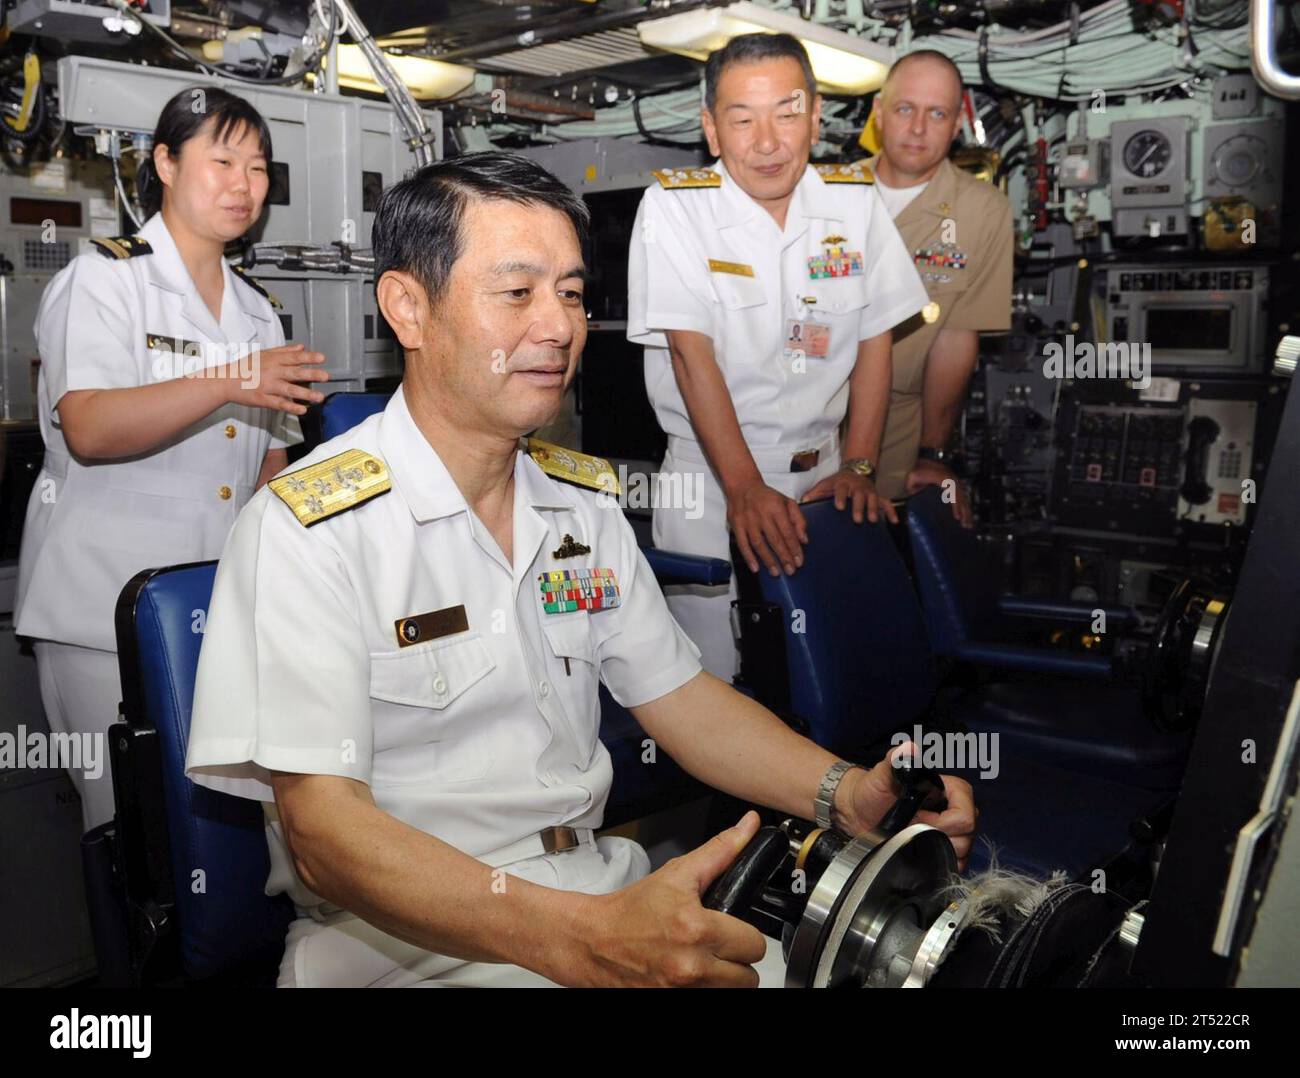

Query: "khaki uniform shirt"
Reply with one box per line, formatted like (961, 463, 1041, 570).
(872, 157, 1013, 499)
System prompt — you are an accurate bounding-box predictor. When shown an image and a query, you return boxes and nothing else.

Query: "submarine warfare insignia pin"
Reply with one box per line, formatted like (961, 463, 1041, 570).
(552, 534, 591, 559)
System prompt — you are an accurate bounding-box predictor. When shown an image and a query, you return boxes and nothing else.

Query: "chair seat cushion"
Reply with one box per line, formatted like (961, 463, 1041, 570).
(953, 681, 1192, 790)
(945, 751, 1171, 879)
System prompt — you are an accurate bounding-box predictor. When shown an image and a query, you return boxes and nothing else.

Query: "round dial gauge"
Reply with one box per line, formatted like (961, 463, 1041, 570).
(1212, 134, 1266, 187)
(1123, 129, 1173, 178)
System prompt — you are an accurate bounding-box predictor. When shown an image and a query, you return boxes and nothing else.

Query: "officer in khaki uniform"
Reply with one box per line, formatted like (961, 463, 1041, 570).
(865, 51, 1014, 518)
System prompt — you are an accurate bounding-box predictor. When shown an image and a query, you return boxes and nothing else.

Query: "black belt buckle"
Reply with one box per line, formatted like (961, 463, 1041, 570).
(541, 825, 579, 854)
(789, 450, 820, 473)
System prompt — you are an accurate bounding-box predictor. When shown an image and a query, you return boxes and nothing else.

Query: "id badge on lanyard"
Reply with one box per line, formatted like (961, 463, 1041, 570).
(783, 320, 830, 361)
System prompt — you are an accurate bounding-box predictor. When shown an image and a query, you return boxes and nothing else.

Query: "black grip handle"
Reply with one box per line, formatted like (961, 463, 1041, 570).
(702, 826, 790, 917)
(877, 754, 949, 837)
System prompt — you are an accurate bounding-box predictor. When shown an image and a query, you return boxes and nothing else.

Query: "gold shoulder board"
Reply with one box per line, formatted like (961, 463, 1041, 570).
(527, 438, 621, 496)
(269, 449, 390, 526)
(232, 264, 284, 310)
(652, 168, 721, 190)
(90, 235, 153, 259)
(815, 162, 875, 184)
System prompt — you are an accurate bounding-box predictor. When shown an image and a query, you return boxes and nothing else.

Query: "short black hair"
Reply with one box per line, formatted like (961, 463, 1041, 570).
(704, 32, 816, 112)
(137, 86, 272, 219)
(881, 50, 965, 102)
(371, 151, 589, 309)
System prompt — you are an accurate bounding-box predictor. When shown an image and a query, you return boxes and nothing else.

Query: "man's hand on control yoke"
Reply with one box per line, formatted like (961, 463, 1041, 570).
(576, 812, 769, 986)
(727, 476, 809, 577)
(846, 743, 977, 871)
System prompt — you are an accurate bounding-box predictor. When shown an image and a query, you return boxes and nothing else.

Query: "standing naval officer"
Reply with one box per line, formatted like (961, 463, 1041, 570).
(628, 33, 929, 679)
(184, 152, 976, 988)
(14, 87, 326, 831)
(867, 51, 1015, 523)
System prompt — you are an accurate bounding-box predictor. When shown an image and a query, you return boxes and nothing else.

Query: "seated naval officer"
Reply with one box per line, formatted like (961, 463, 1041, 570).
(184, 152, 976, 988)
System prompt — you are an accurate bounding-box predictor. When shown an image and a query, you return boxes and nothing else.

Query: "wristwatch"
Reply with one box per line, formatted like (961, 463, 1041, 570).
(841, 457, 876, 479)
(814, 760, 862, 830)
(916, 446, 950, 465)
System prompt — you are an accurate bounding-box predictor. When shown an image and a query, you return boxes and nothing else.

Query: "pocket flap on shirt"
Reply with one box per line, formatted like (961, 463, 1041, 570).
(710, 270, 766, 310)
(542, 619, 596, 666)
(814, 282, 870, 314)
(369, 633, 496, 709)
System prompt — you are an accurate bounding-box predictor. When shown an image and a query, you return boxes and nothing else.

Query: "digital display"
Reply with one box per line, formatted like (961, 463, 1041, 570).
(10, 197, 82, 228)
(1146, 307, 1232, 352)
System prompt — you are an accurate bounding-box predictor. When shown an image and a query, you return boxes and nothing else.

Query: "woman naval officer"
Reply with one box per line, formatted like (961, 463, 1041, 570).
(14, 87, 329, 832)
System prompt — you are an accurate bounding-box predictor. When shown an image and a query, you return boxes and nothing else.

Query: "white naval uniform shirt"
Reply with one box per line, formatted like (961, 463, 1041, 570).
(14, 212, 300, 652)
(185, 386, 703, 910)
(627, 160, 929, 455)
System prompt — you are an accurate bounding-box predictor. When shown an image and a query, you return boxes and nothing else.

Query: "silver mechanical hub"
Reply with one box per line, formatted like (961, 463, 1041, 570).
(785, 824, 958, 988)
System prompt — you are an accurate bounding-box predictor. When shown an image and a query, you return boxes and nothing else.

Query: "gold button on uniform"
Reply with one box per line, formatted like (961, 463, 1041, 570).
(224, 424, 236, 438)
(218, 485, 232, 500)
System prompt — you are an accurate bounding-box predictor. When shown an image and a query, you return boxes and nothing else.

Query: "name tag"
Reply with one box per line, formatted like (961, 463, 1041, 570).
(145, 332, 206, 355)
(395, 605, 469, 646)
(784, 320, 831, 359)
(708, 259, 754, 277)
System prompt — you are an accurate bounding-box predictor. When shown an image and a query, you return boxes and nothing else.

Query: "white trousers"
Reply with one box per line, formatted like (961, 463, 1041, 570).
(33, 640, 121, 833)
(651, 436, 840, 680)
(277, 834, 788, 987)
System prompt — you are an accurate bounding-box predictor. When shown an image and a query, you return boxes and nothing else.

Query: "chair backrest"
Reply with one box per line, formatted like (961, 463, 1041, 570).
(743, 499, 937, 758)
(116, 563, 292, 982)
(906, 486, 1002, 654)
(320, 391, 393, 441)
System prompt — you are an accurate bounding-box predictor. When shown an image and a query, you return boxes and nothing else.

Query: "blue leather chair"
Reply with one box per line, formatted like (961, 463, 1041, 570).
(320, 391, 393, 441)
(733, 498, 1174, 879)
(110, 562, 294, 985)
(906, 487, 1134, 679)
(905, 487, 1190, 789)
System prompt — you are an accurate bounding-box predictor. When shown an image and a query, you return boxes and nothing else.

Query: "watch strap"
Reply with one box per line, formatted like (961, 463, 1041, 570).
(814, 760, 858, 830)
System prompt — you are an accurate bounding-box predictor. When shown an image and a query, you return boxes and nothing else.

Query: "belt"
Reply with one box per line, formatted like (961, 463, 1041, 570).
(479, 826, 595, 869)
(667, 431, 839, 475)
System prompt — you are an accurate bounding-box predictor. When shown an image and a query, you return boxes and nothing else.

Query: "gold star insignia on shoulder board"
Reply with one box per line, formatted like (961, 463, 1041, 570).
(814, 162, 874, 184)
(269, 449, 390, 526)
(652, 167, 721, 190)
(90, 235, 153, 259)
(526, 438, 620, 496)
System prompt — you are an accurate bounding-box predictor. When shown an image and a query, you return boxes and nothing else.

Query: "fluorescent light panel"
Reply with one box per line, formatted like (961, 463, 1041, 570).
(334, 45, 475, 100)
(637, 2, 892, 95)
